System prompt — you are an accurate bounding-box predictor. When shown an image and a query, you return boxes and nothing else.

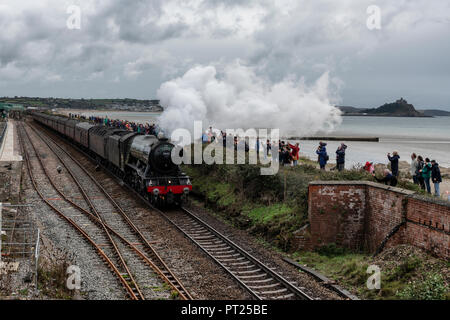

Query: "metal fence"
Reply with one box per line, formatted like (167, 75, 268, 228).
(1, 204, 37, 261)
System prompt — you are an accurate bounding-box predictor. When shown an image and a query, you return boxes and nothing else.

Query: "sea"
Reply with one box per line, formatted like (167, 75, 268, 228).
(294, 116, 450, 169)
(73, 111, 450, 168)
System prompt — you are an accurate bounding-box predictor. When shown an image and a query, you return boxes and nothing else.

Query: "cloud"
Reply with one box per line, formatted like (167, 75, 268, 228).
(0, 0, 448, 109)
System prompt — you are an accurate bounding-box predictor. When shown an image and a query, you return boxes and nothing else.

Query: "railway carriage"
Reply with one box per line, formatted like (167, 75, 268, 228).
(89, 126, 115, 160)
(41, 114, 50, 126)
(65, 119, 78, 140)
(74, 122, 94, 148)
(49, 115, 59, 132)
(56, 117, 66, 135)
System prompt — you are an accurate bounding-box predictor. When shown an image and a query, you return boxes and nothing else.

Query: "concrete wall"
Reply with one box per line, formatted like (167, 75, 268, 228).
(305, 181, 449, 260)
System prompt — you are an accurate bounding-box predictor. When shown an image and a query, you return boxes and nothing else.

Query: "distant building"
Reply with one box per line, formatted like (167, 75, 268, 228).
(0, 103, 25, 119)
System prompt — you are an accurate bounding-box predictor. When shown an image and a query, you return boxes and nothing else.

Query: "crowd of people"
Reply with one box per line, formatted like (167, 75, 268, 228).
(202, 127, 351, 169)
(67, 116, 445, 197)
(201, 127, 304, 166)
(204, 128, 444, 198)
(410, 153, 442, 196)
(314, 142, 347, 172)
(362, 151, 443, 197)
(68, 113, 160, 135)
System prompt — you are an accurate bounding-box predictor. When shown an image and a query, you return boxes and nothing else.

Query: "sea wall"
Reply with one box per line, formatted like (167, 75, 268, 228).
(304, 181, 449, 260)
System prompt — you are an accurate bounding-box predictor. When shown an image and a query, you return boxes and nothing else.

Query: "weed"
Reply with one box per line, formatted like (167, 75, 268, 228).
(397, 273, 447, 300)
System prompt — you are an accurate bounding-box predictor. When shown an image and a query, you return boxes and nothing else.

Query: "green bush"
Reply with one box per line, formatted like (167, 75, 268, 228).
(387, 256, 422, 281)
(397, 273, 447, 300)
(317, 243, 350, 257)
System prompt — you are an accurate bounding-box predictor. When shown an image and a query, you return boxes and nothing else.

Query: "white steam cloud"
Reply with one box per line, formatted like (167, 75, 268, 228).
(157, 62, 342, 140)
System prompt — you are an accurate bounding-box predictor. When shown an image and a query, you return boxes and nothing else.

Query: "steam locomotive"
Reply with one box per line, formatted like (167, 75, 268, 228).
(31, 112, 192, 206)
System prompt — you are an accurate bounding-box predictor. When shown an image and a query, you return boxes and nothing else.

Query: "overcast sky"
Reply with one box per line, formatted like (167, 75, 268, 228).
(0, 0, 449, 109)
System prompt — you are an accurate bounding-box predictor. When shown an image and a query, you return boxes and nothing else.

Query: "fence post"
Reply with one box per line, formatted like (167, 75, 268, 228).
(0, 202, 2, 264)
(35, 228, 40, 291)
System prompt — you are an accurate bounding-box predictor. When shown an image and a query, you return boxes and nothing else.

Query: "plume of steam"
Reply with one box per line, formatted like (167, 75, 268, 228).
(157, 62, 342, 140)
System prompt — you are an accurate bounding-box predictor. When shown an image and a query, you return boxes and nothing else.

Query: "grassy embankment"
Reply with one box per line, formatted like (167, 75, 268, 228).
(183, 148, 448, 300)
(183, 152, 420, 251)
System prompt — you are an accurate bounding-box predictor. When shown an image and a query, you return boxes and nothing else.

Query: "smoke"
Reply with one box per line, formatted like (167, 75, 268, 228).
(157, 62, 342, 140)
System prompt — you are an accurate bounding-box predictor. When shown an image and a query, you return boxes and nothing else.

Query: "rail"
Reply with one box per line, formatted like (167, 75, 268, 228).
(27, 121, 192, 300)
(19, 123, 143, 300)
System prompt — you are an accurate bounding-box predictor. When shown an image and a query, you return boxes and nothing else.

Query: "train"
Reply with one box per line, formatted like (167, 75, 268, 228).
(31, 112, 192, 206)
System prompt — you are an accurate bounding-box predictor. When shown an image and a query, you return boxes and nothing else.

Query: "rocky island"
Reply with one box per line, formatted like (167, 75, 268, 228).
(339, 98, 434, 117)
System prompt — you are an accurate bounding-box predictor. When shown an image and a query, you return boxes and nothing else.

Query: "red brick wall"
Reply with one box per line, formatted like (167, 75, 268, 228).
(306, 181, 449, 260)
(364, 186, 407, 252)
(308, 183, 366, 250)
(405, 197, 450, 259)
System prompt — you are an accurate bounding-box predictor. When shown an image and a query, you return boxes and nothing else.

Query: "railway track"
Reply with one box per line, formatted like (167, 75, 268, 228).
(19, 123, 143, 299)
(155, 207, 313, 300)
(29, 120, 314, 300)
(22, 122, 192, 300)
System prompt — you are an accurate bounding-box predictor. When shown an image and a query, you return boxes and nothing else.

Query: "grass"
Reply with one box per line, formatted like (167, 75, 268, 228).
(19, 288, 29, 296)
(293, 246, 369, 288)
(244, 204, 293, 225)
(292, 244, 449, 300)
(37, 259, 75, 300)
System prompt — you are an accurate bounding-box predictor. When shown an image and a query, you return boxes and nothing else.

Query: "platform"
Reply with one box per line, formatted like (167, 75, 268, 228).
(0, 120, 23, 162)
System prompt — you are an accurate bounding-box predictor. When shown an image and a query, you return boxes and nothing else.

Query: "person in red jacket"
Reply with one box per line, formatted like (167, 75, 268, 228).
(364, 161, 375, 174)
(288, 142, 300, 166)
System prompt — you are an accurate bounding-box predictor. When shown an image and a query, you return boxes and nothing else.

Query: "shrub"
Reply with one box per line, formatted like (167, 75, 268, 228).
(317, 243, 350, 257)
(397, 273, 447, 300)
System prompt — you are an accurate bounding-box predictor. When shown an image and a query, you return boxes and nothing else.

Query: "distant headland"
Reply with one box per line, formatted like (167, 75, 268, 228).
(338, 98, 450, 117)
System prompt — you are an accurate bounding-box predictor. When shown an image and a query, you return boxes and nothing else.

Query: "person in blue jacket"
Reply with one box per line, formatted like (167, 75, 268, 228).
(335, 143, 347, 171)
(431, 160, 442, 197)
(316, 142, 328, 170)
(388, 151, 400, 177)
